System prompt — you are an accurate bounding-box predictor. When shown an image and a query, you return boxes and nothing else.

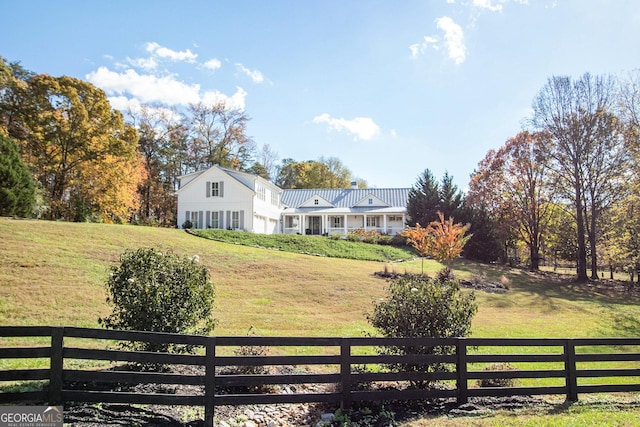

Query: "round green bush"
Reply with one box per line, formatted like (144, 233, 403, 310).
(100, 247, 216, 352)
(367, 274, 477, 388)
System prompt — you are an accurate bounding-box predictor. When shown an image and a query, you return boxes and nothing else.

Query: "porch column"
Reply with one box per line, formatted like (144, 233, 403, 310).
(299, 214, 303, 234)
(343, 214, 348, 235)
(363, 214, 368, 231)
(383, 215, 388, 234)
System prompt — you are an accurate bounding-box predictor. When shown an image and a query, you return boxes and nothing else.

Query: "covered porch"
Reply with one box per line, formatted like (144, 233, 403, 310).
(282, 210, 406, 236)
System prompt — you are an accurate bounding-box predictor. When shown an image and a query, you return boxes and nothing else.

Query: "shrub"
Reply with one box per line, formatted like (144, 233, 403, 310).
(378, 235, 393, 245)
(227, 327, 272, 392)
(478, 363, 518, 388)
(100, 247, 216, 353)
(366, 274, 477, 388)
(327, 406, 397, 427)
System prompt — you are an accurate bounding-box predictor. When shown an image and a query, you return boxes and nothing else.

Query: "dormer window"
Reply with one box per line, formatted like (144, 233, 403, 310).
(368, 198, 373, 205)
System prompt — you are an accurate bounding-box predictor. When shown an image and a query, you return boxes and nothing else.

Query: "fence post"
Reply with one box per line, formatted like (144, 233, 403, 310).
(564, 339, 578, 402)
(456, 338, 468, 405)
(204, 337, 216, 427)
(49, 327, 64, 405)
(340, 338, 352, 410)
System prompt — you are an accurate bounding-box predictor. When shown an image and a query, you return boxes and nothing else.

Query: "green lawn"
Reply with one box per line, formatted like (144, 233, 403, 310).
(1, 218, 639, 425)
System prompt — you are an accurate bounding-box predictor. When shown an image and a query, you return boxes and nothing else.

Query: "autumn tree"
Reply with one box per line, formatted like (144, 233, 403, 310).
(129, 104, 186, 226)
(275, 157, 354, 189)
(468, 132, 554, 270)
(1, 73, 141, 222)
(401, 212, 471, 274)
(400, 222, 432, 274)
(425, 212, 471, 266)
(532, 73, 626, 281)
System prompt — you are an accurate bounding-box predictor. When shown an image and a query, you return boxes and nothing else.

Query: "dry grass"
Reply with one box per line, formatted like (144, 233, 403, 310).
(0, 218, 390, 336)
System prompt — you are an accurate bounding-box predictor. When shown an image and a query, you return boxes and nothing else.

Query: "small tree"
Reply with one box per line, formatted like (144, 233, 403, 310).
(367, 274, 477, 388)
(100, 247, 216, 353)
(401, 212, 471, 274)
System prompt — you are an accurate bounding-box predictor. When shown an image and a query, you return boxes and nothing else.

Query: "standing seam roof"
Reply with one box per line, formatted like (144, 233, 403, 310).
(280, 188, 410, 208)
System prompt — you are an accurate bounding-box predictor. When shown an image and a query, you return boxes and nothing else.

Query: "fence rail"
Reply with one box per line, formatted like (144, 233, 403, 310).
(1, 326, 640, 427)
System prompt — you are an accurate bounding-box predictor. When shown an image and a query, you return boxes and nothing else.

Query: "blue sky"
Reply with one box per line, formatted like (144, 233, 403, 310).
(3, 0, 639, 189)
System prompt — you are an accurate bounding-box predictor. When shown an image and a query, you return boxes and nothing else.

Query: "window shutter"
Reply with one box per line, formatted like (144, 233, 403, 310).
(219, 210, 224, 228)
(239, 210, 245, 229)
(199, 211, 203, 229)
(219, 181, 224, 197)
(206, 182, 211, 197)
(226, 211, 231, 229)
(185, 211, 190, 228)
(206, 211, 210, 228)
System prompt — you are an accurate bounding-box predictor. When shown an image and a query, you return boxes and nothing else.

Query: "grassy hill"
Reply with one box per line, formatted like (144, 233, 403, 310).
(2, 218, 640, 425)
(2, 217, 640, 340)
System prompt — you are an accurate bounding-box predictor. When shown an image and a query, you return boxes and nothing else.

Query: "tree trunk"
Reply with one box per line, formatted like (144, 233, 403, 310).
(589, 203, 599, 280)
(575, 188, 589, 282)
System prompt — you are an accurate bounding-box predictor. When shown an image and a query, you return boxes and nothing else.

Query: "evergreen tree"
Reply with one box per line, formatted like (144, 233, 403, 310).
(0, 133, 35, 217)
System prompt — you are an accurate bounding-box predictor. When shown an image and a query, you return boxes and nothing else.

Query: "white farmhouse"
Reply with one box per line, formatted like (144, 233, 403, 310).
(176, 165, 410, 236)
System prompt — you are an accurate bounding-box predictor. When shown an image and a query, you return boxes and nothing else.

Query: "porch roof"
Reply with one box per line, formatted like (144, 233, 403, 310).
(281, 206, 406, 215)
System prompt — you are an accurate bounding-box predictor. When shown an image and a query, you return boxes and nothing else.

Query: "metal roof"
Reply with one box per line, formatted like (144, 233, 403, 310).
(280, 188, 410, 209)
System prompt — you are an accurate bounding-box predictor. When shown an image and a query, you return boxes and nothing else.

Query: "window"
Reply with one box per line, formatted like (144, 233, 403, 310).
(271, 191, 279, 206)
(332, 216, 343, 228)
(231, 211, 240, 229)
(191, 211, 199, 229)
(314, 199, 319, 205)
(286, 216, 299, 228)
(211, 211, 219, 228)
(388, 216, 403, 222)
(257, 185, 266, 201)
(211, 182, 220, 197)
(366, 216, 380, 227)
(368, 198, 373, 205)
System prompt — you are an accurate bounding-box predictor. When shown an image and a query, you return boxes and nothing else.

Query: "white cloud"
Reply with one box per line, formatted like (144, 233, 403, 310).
(410, 17, 465, 64)
(473, 0, 503, 12)
(126, 56, 158, 71)
(235, 63, 265, 84)
(145, 42, 197, 63)
(312, 113, 381, 141)
(201, 87, 248, 110)
(436, 16, 466, 64)
(472, 0, 529, 12)
(86, 66, 201, 105)
(204, 58, 222, 71)
(409, 36, 439, 58)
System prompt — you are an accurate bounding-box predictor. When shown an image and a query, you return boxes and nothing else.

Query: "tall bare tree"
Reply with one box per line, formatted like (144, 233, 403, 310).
(532, 73, 626, 281)
(185, 102, 255, 172)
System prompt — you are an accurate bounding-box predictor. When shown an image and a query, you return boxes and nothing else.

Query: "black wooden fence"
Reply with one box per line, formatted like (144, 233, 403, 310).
(1, 326, 640, 427)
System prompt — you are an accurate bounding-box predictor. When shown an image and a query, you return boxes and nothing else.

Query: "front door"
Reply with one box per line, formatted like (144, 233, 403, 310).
(309, 216, 321, 235)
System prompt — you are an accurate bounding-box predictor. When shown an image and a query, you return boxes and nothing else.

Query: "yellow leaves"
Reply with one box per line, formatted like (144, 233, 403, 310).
(401, 212, 471, 264)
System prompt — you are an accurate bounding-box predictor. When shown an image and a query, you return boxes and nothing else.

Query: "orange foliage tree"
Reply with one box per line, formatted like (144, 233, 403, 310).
(402, 212, 471, 274)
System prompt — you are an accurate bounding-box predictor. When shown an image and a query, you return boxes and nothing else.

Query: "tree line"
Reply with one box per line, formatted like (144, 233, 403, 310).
(2, 54, 639, 282)
(465, 72, 640, 282)
(0, 56, 364, 225)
